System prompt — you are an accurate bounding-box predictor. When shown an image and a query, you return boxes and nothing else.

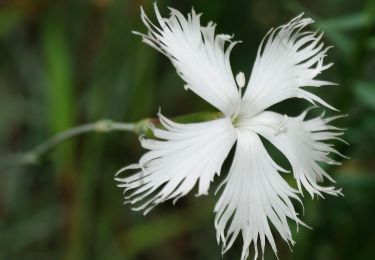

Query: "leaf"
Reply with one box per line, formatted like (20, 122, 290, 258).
(317, 13, 368, 31)
(354, 81, 375, 110)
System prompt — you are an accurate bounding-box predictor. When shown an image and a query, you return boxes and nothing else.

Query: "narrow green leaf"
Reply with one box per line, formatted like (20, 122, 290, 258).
(354, 82, 375, 110)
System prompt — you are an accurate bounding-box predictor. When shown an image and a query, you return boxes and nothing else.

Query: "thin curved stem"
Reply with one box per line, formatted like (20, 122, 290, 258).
(0, 120, 137, 169)
(33, 120, 135, 156)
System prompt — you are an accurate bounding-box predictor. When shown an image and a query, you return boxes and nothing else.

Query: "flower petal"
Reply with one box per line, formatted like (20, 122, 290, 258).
(239, 110, 345, 198)
(134, 4, 241, 116)
(215, 130, 303, 260)
(240, 14, 336, 118)
(115, 113, 236, 214)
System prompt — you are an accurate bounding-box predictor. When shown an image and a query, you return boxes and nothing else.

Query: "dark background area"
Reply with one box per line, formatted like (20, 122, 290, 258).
(0, 0, 374, 259)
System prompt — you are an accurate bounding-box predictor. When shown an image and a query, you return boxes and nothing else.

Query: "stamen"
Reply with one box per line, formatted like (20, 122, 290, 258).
(274, 114, 288, 135)
(235, 71, 246, 89)
(231, 71, 246, 121)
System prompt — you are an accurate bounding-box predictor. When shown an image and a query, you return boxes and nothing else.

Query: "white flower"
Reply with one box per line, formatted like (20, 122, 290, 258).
(116, 4, 346, 259)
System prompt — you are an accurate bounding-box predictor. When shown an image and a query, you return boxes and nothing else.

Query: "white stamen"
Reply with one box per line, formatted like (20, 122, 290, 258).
(274, 114, 288, 135)
(261, 114, 288, 135)
(236, 71, 246, 88)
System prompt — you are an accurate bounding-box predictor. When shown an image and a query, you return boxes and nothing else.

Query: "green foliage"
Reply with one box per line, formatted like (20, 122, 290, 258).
(0, 0, 374, 259)
(354, 81, 375, 110)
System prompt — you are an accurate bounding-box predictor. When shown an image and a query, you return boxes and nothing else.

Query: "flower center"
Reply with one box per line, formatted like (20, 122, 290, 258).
(232, 112, 288, 135)
(270, 114, 288, 135)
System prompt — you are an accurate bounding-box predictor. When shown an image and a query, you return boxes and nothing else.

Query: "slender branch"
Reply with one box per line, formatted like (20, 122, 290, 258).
(33, 120, 135, 156)
(0, 120, 138, 169)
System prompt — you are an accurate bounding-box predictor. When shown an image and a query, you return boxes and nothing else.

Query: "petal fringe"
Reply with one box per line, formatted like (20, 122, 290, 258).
(115, 114, 236, 214)
(239, 110, 346, 198)
(241, 14, 336, 118)
(134, 3, 241, 116)
(215, 130, 305, 260)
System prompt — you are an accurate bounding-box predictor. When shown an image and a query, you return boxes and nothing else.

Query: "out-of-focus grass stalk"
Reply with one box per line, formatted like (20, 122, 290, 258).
(336, 0, 375, 153)
(42, 10, 75, 170)
(41, 7, 76, 259)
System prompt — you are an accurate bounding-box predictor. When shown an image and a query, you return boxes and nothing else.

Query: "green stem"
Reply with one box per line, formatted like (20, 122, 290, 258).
(33, 120, 135, 156)
(1, 120, 138, 169)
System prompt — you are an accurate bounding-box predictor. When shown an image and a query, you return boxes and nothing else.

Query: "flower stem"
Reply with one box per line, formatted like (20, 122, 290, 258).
(1, 120, 138, 169)
(33, 120, 135, 156)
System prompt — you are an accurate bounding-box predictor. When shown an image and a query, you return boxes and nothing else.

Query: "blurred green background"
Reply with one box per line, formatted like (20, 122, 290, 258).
(0, 0, 374, 259)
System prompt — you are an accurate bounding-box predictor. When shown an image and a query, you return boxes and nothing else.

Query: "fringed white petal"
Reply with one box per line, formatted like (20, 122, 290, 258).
(241, 14, 336, 118)
(115, 114, 236, 214)
(215, 130, 304, 260)
(239, 110, 346, 198)
(134, 3, 241, 116)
